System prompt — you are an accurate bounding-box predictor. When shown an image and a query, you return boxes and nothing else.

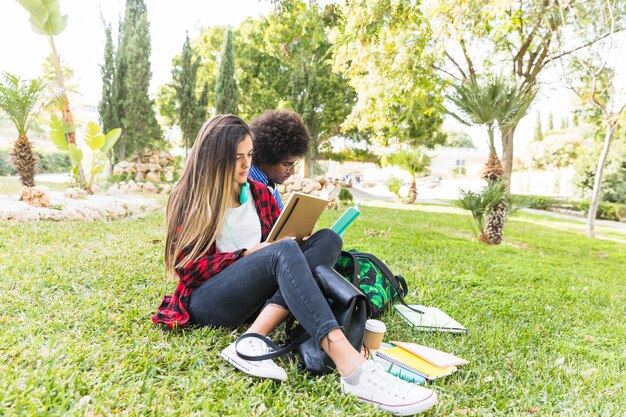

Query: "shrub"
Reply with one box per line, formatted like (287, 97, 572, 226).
(577, 201, 625, 221)
(0, 148, 70, 175)
(386, 177, 402, 198)
(338, 188, 353, 203)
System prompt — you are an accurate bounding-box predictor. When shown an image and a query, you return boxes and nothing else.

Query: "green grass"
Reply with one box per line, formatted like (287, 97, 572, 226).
(0, 176, 70, 194)
(1, 204, 625, 416)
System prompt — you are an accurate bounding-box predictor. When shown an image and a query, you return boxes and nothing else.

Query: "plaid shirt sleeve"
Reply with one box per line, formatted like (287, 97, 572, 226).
(152, 179, 280, 330)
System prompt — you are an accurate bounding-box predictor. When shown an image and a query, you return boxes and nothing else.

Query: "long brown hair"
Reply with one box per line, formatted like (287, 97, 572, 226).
(165, 114, 252, 280)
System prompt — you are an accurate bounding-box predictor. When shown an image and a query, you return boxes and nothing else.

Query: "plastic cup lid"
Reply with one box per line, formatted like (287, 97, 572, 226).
(365, 319, 386, 333)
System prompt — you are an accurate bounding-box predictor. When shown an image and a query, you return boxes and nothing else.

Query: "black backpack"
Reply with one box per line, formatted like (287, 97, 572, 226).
(334, 249, 422, 318)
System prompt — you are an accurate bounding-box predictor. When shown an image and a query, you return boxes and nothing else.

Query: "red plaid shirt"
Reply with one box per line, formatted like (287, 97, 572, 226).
(152, 179, 281, 329)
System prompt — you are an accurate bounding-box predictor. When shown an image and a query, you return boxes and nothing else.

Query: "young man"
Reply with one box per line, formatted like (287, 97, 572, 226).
(248, 110, 310, 209)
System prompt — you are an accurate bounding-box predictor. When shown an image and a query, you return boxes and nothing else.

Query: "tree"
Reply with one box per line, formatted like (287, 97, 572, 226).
(0, 73, 47, 187)
(427, 0, 626, 186)
(214, 29, 239, 114)
(445, 131, 475, 148)
(99, 22, 116, 134)
(557, 0, 626, 238)
(17, 0, 84, 186)
(447, 74, 534, 244)
(547, 112, 554, 131)
(385, 149, 431, 204)
(99, 22, 117, 170)
(172, 34, 203, 154)
(115, 0, 164, 162)
(332, 0, 446, 150)
(534, 111, 544, 141)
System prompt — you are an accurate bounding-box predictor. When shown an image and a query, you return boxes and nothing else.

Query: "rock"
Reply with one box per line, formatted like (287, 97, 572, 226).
(129, 183, 143, 193)
(302, 181, 322, 194)
(142, 182, 158, 193)
(159, 184, 173, 194)
(63, 187, 88, 200)
(20, 186, 50, 208)
(145, 171, 161, 184)
(276, 184, 286, 193)
(163, 170, 174, 182)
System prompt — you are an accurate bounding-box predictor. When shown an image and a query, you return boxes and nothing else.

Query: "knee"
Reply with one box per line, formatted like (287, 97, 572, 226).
(274, 238, 301, 256)
(316, 229, 343, 253)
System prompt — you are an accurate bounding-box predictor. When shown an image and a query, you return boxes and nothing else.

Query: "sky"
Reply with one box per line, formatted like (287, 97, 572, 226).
(0, 0, 273, 103)
(1, 1, 624, 153)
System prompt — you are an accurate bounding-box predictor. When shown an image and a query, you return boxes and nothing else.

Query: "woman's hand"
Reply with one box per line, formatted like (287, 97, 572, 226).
(242, 241, 274, 256)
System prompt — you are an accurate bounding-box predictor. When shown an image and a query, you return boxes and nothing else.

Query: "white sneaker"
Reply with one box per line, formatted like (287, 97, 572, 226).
(220, 337, 288, 382)
(341, 361, 437, 415)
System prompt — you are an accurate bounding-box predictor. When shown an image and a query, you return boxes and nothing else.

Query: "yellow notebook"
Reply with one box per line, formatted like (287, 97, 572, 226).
(377, 346, 457, 379)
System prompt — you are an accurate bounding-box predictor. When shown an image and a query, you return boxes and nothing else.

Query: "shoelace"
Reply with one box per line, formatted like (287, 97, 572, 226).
(243, 339, 276, 366)
(366, 363, 414, 399)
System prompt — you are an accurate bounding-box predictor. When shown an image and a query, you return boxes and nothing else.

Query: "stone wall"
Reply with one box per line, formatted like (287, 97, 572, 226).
(277, 176, 338, 209)
(110, 151, 179, 194)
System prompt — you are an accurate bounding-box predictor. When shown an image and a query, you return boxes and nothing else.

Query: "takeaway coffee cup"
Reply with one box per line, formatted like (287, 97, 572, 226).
(363, 319, 386, 353)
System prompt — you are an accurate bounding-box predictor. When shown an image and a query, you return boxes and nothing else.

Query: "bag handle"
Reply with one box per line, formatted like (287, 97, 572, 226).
(341, 250, 361, 287)
(356, 252, 424, 315)
(235, 332, 310, 362)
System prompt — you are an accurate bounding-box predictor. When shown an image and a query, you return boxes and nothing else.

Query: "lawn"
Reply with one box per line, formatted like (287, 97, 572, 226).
(1, 203, 625, 416)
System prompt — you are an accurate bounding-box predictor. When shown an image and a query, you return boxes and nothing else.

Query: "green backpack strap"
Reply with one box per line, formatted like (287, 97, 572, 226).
(339, 250, 361, 288)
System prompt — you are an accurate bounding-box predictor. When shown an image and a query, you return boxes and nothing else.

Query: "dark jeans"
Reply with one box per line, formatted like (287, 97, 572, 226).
(188, 229, 343, 346)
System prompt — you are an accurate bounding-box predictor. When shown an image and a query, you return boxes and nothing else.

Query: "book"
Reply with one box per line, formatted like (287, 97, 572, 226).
(330, 203, 360, 237)
(372, 354, 426, 384)
(390, 341, 469, 368)
(394, 305, 468, 334)
(267, 192, 328, 243)
(377, 346, 457, 380)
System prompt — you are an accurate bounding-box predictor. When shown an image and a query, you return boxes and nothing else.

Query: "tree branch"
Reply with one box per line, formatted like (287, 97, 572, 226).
(443, 51, 467, 80)
(431, 63, 463, 81)
(544, 29, 624, 67)
(459, 39, 476, 82)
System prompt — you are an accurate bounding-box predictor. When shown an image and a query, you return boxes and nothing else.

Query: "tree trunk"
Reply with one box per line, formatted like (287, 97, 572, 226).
(587, 120, 616, 238)
(304, 135, 319, 178)
(10, 135, 37, 187)
(49, 37, 85, 187)
(500, 124, 516, 191)
(405, 176, 417, 204)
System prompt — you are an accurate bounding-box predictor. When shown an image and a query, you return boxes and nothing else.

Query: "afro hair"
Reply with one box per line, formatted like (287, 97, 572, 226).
(249, 110, 310, 166)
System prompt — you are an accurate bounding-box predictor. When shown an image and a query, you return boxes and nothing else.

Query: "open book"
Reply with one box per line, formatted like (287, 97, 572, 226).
(267, 192, 361, 243)
(267, 192, 328, 242)
(394, 305, 468, 334)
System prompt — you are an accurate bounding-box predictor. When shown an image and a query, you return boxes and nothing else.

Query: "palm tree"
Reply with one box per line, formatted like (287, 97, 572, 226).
(386, 149, 431, 204)
(0, 73, 47, 187)
(456, 179, 507, 244)
(447, 75, 535, 244)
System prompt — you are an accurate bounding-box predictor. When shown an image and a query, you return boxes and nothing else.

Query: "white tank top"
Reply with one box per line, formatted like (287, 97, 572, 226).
(215, 187, 262, 253)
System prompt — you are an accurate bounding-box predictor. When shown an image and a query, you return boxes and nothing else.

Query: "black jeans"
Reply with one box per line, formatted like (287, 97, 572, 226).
(188, 229, 343, 346)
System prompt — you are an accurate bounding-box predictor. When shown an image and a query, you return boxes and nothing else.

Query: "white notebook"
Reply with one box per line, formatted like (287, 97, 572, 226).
(394, 305, 468, 334)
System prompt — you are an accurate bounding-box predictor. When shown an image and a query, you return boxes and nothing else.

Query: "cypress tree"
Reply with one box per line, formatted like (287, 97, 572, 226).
(547, 112, 554, 131)
(172, 33, 201, 153)
(116, 0, 163, 161)
(194, 82, 209, 138)
(214, 29, 239, 114)
(534, 111, 544, 141)
(99, 23, 116, 135)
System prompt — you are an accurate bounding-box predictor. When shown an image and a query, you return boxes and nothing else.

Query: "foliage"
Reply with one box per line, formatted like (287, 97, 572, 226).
(578, 201, 626, 221)
(0, 73, 47, 137)
(529, 133, 583, 170)
(99, 22, 116, 135)
(171, 34, 207, 152)
(113, 0, 164, 161)
(214, 29, 239, 115)
(444, 131, 475, 148)
(386, 177, 402, 199)
(2, 206, 625, 415)
(456, 178, 506, 235)
(384, 149, 431, 177)
(575, 136, 626, 204)
(338, 188, 353, 203)
(189, 3, 355, 173)
(332, 0, 445, 148)
(533, 112, 544, 142)
(50, 115, 121, 189)
(0, 149, 71, 176)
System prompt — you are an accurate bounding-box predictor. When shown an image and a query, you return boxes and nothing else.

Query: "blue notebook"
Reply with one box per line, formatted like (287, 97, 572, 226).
(372, 343, 426, 384)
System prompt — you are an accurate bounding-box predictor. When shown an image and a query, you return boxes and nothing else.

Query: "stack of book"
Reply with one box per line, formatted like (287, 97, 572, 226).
(373, 341, 469, 383)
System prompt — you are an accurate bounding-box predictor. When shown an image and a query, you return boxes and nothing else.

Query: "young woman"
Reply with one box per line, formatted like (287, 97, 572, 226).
(152, 115, 437, 415)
